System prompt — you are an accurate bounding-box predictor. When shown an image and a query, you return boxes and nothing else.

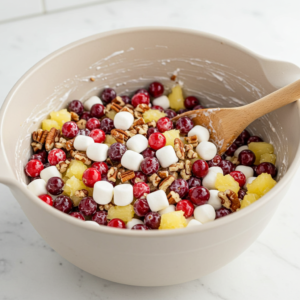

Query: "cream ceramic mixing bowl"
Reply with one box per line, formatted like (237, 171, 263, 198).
(1, 27, 300, 286)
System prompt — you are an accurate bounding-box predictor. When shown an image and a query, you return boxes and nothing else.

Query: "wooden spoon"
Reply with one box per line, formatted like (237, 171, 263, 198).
(172, 79, 300, 155)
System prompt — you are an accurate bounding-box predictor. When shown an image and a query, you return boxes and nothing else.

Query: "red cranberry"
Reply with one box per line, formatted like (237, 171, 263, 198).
(238, 189, 247, 200)
(193, 105, 205, 110)
(38, 194, 53, 206)
(230, 171, 246, 187)
(144, 212, 161, 229)
(192, 160, 209, 178)
(69, 212, 85, 220)
(247, 136, 263, 144)
(135, 88, 149, 96)
(68, 100, 84, 116)
(148, 132, 166, 150)
(177, 108, 189, 114)
(176, 117, 194, 134)
(134, 198, 151, 217)
(148, 81, 164, 97)
(147, 127, 159, 139)
(81, 111, 91, 120)
(189, 186, 210, 206)
(78, 197, 97, 216)
(90, 103, 105, 118)
(101, 174, 116, 187)
(62, 121, 79, 139)
(89, 128, 105, 143)
(207, 155, 222, 167)
(36, 149, 47, 161)
(100, 118, 114, 134)
(225, 143, 238, 157)
(82, 168, 101, 187)
(92, 161, 109, 175)
(46, 177, 64, 195)
(30, 151, 47, 164)
(176, 200, 194, 218)
(255, 162, 277, 178)
(120, 95, 131, 104)
(48, 149, 66, 166)
(108, 143, 126, 162)
(157, 117, 173, 133)
(132, 224, 149, 230)
(131, 93, 150, 108)
(133, 182, 150, 199)
(108, 218, 126, 229)
(238, 150, 256, 166)
(130, 171, 147, 185)
(152, 105, 164, 112)
(92, 211, 108, 225)
(86, 118, 101, 131)
(78, 128, 90, 136)
(187, 177, 202, 189)
(165, 109, 177, 119)
(141, 157, 160, 175)
(53, 195, 73, 213)
(184, 96, 199, 109)
(215, 207, 231, 219)
(218, 160, 236, 175)
(25, 159, 44, 177)
(235, 130, 251, 146)
(170, 179, 189, 198)
(101, 88, 116, 103)
(142, 148, 156, 158)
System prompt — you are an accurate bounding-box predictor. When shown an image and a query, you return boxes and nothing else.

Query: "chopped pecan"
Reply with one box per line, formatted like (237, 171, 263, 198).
(65, 138, 75, 151)
(218, 189, 241, 212)
(147, 120, 156, 128)
(31, 129, 49, 152)
(70, 150, 92, 165)
(104, 103, 112, 113)
(134, 124, 148, 135)
(111, 103, 123, 112)
(169, 161, 184, 172)
(174, 138, 185, 160)
(55, 137, 67, 149)
(106, 157, 114, 166)
(77, 119, 86, 129)
(185, 144, 198, 159)
(117, 167, 126, 180)
(107, 167, 118, 182)
(158, 175, 175, 192)
(231, 157, 240, 165)
(134, 111, 143, 119)
(125, 129, 137, 138)
(132, 117, 145, 127)
(120, 106, 134, 115)
(111, 129, 129, 144)
(148, 173, 161, 187)
(135, 104, 150, 113)
(180, 160, 192, 180)
(70, 112, 80, 122)
(157, 170, 169, 178)
(112, 96, 125, 106)
(147, 183, 157, 192)
(45, 128, 60, 151)
(169, 171, 178, 180)
(185, 135, 198, 147)
(74, 189, 88, 198)
(167, 191, 181, 204)
(56, 159, 71, 173)
(121, 170, 135, 183)
(99, 203, 114, 211)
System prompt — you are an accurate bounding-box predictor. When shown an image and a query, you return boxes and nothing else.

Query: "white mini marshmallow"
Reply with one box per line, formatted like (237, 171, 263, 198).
(194, 204, 216, 224)
(188, 125, 210, 142)
(236, 165, 254, 180)
(126, 218, 144, 229)
(40, 166, 62, 183)
(121, 150, 144, 171)
(114, 184, 133, 206)
(208, 190, 222, 210)
(85, 221, 100, 227)
(156, 146, 178, 168)
(27, 179, 47, 196)
(114, 112, 134, 130)
(234, 145, 249, 157)
(152, 95, 170, 110)
(196, 141, 217, 161)
(83, 96, 102, 111)
(244, 176, 256, 190)
(86, 143, 108, 162)
(126, 134, 148, 153)
(209, 166, 223, 174)
(185, 217, 194, 224)
(159, 205, 175, 215)
(93, 181, 114, 205)
(74, 135, 94, 151)
(187, 219, 202, 227)
(147, 190, 169, 212)
(202, 171, 218, 190)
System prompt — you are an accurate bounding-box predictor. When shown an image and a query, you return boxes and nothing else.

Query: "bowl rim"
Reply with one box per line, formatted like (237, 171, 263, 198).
(1, 26, 300, 237)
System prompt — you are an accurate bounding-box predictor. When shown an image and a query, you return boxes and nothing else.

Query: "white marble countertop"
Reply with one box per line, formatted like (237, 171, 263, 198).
(1, 0, 300, 299)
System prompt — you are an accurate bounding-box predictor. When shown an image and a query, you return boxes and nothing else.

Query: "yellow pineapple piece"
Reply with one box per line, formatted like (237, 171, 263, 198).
(159, 211, 187, 230)
(260, 153, 276, 165)
(215, 173, 240, 194)
(143, 109, 166, 123)
(162, 129, 180, 147)
(66, 160, 87, 180)
(106, 110, 117, 120)
(42, 119, 60, 131)
(248, 142, 274, 165)
(105, 135, 117, 146)
(247, 173, 276, 197)
(50, 109, 71, 129)
(70, 195, 83, 207)
(107, 205, 134, 223)
(240, 193, 260, 209)
(168, 85, 185, 111)
(63, 176, 87, 198)
(62, 176, 69, 183)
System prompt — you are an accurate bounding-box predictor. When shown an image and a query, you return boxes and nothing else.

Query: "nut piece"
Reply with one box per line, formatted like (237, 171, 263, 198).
(218, 189, 241, 212)
(107, 167, 118, 182)
(185, 135, 199, 147)
(147, 120, 156, 128)
(74, 189, 88, 198)
(180, 160, 192, 180)
(112, 96, 125, 107)
(132, 117, 145, 127)
(99, 203, 114, 211)
(185, 144, 198, 159)
(135, 104, 150, 113)
(158, 175, 175, 192)
(134, 124, 148, 136)
(111, 129, 129, 144)
(45, 128, 60, 151)
(174, 138, 185, 160)
(169, 161, 184, 172)
(120, 106, 134, 115)
(65, 138, 75, 151)
(56, 159, 71, 173)
(169, 171, 178, 180)
(147, 183, 157, 192)
(117, 167, 126, 180)
(77, 119, 86, 130)
(70, 150, 92, 165)
(120, 170, 135, 183)
(157, 170, 169, 178)
(70, 112, 80, 122)
(31, 129, 49, 152)
(111, 103, 123, 113)
(125, 129, 137, 138)
(55, 137, 67, 149)
(167, 191, 181, 204)
(148, 173, 162, 187)
(231, 157, 240, 165)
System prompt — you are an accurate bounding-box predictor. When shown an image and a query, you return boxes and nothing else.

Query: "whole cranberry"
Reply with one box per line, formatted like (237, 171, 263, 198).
(81, 111, 91, 121)
(148, 81, 164, 97)
(120, 95, 131, 105)
(130, 171, 147, 185)
(142, 148, 156, 158)
(255, 162, 277, 178)
(108, 143, 126, 162)
(215, 207, 231, 219)
(82, 168, 102, 188)
(100, 118, 114, 134)
(225, 143, 238, 157)
(218, 160, 236, 175)
(69, 212, 85, 220)
(92, 161, 109, 175)
(134, 198, 151, 217)
(38, 194, 53, 206)
(62, 121, 79, 139)
(36, 149, 47, 161)
(92, 211, 108, 225)
(147, 127, 159, 139)
(187, 177, 202, 189)
(238, 189, 247, 200)
(144, 212, 161, 229)
(54, 195, 73, 213)
(193, 105, 205, 110)
(78, 197, 97, 216)
(30, 151, 47, 164)
(230, 171, 246, 187)
(86, 118, 101, 131)
(89, 128, 106, 143)
(101, 88, 116, 103)
(189, 186, 210, 206)
(148, 132, 166, 150)
(176, 200, 194, 218)
(238, 150, 256, 166)
(131, 93, 150, 108)
(141, 157, 160, 175)
(170, 179, 189, 198)
(25, 159, 44, 177)
(78, 128, 90, 136)
(207, 155, 222, 167)
(108, 218, 126, 229)
(133, 182, 150, 199)
(48, 149, 66, 166)
(177, 108, 189, 114)
(132, 224, 149, 230)
(176, 117, 194, 134)
(165, 109, 177, 119)
(157, 117, 173, 133)
(152, 105, 164, 112)
(46, 177, 64, 195)
(192, 160, 209, 178)
(135, 88, 149, 96)
(101, 174, 116, 187)
(235, 130, 251, 146)
(184, 96, 199, 109)
(90, 103, 105, 118)
(247, 136, 263, 144)
(68, 100, 84, 116)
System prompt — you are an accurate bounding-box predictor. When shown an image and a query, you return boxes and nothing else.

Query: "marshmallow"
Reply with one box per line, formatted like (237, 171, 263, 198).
(187, 219, 202, 227)
(156, 146, 178, 168)
(27, 179, 47, 196)
(202, 171, 218, 190)
(114, 112, 134, 130)
(188, 125, 210, 142)
(194, 204, 216, 224)
(114, 184, 133, 206)
(74, 135, 94, 151)
(126, 134, 148, 153)
(121, 150, 144, 171)
(207, 190, 222, 210)
(159, 204, 175, 215)
(196, 141, 217, 161)
(86, 143, 108, 162)
(244, 176, 256, 190)
(152, 95, 170, 110)
(126, 218, 144, 229)
(93, 181, 114, 205)
(147, 190, 169, 212)
(85, 221, 100, 227)
(234, 145, 249, 158)
(185, 217, 194, 224)
(40, 166, 62, 183)
(236, 165, 254, 180)
(209, 166, 223, 174)
(84, 96, 102, 111)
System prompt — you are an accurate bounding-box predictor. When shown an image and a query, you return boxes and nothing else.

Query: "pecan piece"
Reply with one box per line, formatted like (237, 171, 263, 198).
(134, 124, 148, 135)
(45, 128, 60, 151)
(185, 135, 198, 147)
(148, 173, 161, 187)
(185, 144, 197, 159)
(120, 106, 134, 115)
(174, 138, 185, 160)
(121, 170, 135, 183)
(147, 120, 156, 128)
(231, 157, 240, 165)
(167, 191, 181, 204)
(180, 160, 192, 180)
(134, 111, 143, 119)
(132, 117, 145, 127)
(117, 167, 126, 180)
(77, 119, 86, 130)
(111, 129, 129, 144)
(107, 167, 118, 182)
(70, 150, 92, 165)
(157, 170, 169, 178)
(125, 129, 137, 138)
(147, 183, 157, 192)
(65, 138, 75, 151)
(74, 189, 88, 198)
(169, 171, 178, 180)
(56, 159, 71, 173)
(158, 175, 175, 192)
(169, 161, 184, 172)
(112, 96, 125, 107)
(99, 203, 114, 211)
(31, 129, 48, 152)
(135, 104, 150, 113)
(70, 112, 80, 122)
(55, 137, 67, 149)
(111, 103, 123, 113)
(218, 189, 241, 212)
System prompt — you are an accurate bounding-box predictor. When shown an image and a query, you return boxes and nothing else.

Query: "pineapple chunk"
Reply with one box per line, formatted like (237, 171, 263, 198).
(70, 195, 83, 207)
(106, 110, 117, 120)
(62, 176, 69, 183)
(42, 119, 60, 131)
(64, 176, 86, 198)
(248, 142, 274, 165)
(159, 211, 187, 230)
(143, 109, 166, 123)
(168, 85, 185, 111)
(162, 129, 180, 147)
(105, 135, 117, 146)
(240, 193, 260, 209)
(215, 173, 240, 194)
(107, 205, 134, 223)
(260, 153, 276, 165)
(66, 160, 87, 180)
(247, 173, 276, 197)
(50, 109, 71, 129)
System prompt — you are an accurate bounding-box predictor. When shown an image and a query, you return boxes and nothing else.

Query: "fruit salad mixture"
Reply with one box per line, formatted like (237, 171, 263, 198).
(25, 81, 277, 230)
